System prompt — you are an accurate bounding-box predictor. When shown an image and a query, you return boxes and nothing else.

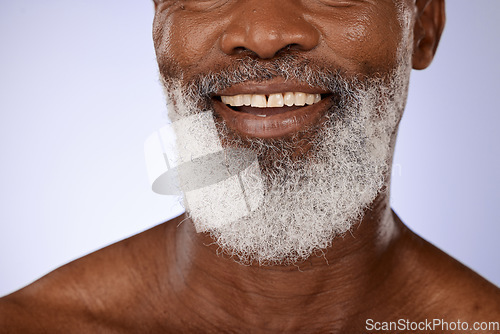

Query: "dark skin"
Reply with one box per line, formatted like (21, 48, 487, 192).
(1, 0, 499, 333)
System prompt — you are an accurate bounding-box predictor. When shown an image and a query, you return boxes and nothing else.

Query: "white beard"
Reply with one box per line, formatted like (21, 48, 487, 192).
(161, 11, 413, 265)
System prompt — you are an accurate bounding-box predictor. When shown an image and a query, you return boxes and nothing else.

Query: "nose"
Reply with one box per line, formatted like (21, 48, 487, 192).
(219, 2, 320, 59)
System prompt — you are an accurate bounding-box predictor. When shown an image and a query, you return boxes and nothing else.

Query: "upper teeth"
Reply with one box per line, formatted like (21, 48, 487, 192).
(221, 93, 322, 108)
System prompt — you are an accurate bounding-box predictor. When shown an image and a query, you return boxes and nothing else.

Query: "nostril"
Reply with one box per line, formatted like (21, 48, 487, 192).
(227, 46, 263, 59)
(276, 43, 303, 56)
(233, 46, 248, 54)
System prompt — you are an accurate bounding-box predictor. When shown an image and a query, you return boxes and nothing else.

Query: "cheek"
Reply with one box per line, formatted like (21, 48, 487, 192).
(311, 10, 402, 76)
(153, 12, 177, 75)
(154, 11, 227, 74)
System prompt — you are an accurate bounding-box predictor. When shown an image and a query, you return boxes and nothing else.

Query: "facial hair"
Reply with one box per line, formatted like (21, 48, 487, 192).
(159, 13, 413, 265)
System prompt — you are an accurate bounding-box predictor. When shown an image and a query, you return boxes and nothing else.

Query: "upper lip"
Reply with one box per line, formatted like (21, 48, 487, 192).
(214, 78, 330, 96)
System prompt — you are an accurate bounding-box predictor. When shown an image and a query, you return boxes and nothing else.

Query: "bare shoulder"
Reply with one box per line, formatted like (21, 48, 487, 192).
(0, 214, 184, 333)
(393, 218, 500, 326)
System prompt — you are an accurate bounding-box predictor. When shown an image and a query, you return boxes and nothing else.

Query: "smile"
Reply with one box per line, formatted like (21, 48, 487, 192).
(212, 81, 333, 139)
(221, 92, 322, 111)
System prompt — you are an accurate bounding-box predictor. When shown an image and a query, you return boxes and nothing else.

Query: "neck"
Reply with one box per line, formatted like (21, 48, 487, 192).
(169, 192, 403, 331)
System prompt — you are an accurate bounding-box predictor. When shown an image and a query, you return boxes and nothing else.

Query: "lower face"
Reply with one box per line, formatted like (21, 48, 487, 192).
(155, 2, 413, 265)
(162, 60, 408, 265)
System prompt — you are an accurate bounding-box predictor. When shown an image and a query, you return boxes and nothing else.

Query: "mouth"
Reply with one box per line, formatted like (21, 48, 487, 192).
(212, 81, 333, 139)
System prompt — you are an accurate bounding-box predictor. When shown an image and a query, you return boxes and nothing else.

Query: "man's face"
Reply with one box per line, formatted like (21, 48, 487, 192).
(152, 0, 414, 264)
(152, 0, 412, 151)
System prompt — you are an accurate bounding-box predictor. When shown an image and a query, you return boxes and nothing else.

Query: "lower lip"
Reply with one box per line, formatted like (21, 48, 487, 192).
(213, 97, 333, 139)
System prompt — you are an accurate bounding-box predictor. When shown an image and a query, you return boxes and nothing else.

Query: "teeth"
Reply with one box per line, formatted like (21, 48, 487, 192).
(221, 96, 231, 105)
(232, 94, 244, 107)
(305, 93, 315, 105)
(242, 94, 252, 106)
(267, 93, 284, 107)
(294, 92, 306, 106)
(221, 93, 323, 108)
(284, 92, 295, 106)
(251, 94, 267, 108)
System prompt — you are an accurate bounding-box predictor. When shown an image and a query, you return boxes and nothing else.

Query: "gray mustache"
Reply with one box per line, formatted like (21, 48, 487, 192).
(181, 55, 356, 100)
